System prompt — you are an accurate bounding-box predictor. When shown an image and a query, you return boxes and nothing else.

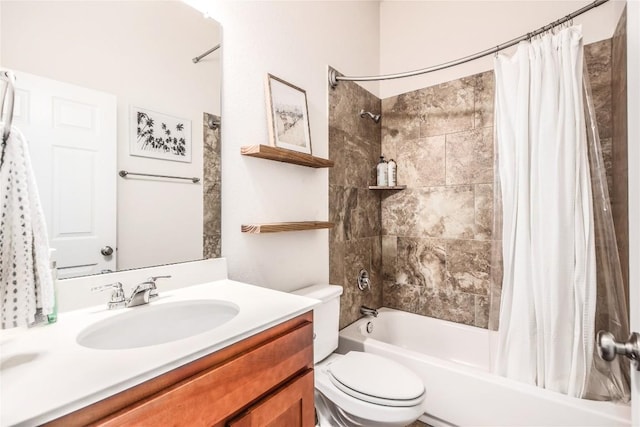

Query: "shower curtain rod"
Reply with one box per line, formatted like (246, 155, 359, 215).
(329, 0, 609, 87)
(192, 44, 221, 63)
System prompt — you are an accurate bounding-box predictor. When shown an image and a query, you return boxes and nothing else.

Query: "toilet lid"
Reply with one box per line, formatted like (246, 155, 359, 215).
(326, 352, 425, 407)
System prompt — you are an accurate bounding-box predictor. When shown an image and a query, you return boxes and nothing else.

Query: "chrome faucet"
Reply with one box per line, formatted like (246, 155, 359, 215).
(360, 305, 378, 317)
(126, 275, 171, 307)
(92, 275, 171, 310)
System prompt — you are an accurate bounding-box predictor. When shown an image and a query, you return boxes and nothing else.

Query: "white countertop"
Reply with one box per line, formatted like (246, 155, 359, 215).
(0, 280, 319, 426)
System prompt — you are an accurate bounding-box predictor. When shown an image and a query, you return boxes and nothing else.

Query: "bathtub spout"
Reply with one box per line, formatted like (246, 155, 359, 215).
(360, 306, 378, 317)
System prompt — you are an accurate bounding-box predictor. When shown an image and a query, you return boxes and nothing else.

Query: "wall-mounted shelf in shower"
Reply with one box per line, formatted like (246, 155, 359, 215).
(241, 221, 334, 234)
(368, 185, 407, 190)
(241, 145, 334, 168)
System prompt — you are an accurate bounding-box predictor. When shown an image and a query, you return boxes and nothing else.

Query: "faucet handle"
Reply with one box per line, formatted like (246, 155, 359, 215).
(145, 275, 171, 297)
(91, 282, 126, 306)
(147, 275, 172, 284)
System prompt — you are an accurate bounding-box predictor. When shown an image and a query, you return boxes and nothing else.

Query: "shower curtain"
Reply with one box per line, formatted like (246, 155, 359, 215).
(491, 25, 630, 401)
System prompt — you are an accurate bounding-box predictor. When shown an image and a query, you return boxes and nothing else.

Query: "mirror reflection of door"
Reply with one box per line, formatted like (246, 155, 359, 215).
(13, 71, 117, 278)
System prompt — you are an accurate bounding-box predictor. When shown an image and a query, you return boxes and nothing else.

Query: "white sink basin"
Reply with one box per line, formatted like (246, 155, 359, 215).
(77, 300, 239, 350)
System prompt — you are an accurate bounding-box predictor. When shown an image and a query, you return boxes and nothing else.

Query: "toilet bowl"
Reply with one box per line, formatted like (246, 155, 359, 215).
(292, 285, 425, 427)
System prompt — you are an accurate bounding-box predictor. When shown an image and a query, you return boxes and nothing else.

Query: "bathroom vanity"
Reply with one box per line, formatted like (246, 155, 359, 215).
(0, 275, 319, 427)
(48, 312, 314, 426)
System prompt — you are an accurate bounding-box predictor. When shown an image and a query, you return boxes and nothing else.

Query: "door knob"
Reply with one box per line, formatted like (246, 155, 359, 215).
(596, 330, 640, 371)
(101, 246, 114, 256)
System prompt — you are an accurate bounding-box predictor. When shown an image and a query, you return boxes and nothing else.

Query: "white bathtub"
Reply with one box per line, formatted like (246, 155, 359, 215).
(338, 308, 631, 427)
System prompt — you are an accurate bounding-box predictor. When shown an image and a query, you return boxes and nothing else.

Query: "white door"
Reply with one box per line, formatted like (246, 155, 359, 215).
(11, 71, 117, 279)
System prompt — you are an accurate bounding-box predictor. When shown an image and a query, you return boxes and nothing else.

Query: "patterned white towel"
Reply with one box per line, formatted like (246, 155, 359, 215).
(0, 125, 54, 328)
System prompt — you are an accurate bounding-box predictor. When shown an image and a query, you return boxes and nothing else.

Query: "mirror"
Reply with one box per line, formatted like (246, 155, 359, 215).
(0, 1, 221, 278)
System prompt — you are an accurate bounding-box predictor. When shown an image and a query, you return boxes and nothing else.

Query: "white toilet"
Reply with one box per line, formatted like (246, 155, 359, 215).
(293, 285, 425, 427)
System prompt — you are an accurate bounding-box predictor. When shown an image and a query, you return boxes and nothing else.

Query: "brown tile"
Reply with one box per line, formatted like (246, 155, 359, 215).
(397, 136, 446, 187)
(475, 295, 490, 329)
(340, 238, 380, 329)
(329, 185, 347, 243)
(585, 39, 612, 140)
(420, 288, 475, 326)
(382, 186, 475, 239)
(383, 281, 426, 314)
(328, 126, 347, 187)
(330, 240, 345, 286)
(474, 184, 493, 240)
(446, 239, 491, 296)
(396, 237, 446, 290)
(382, 235, 397, 282)
(381, 90, 425, 146)
(419, 77, 475, 137)
(446, 127, 493, 185)
(203, 112, 221, 259)
(474, 71, 495, 129)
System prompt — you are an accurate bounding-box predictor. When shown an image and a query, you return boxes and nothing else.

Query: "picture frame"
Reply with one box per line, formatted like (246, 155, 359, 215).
(265, 74, 312, 155)
(130, 106, 192, 163)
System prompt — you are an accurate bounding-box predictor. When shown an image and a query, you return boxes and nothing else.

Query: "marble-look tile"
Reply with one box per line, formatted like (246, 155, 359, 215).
(203, 234, 220, 260)
(585, 39, 612, 140)
(475, 295, 490, 328)
(381, 89, 425, 147)
(328, 126, 346, 187)
(329, 185, 347, 243)
(382, 235, 397, 282)
(396, 237, 446, 290)
(330, 240, 345, 286)
(340, 238, 382, 329)
(474, 71, 495, 129)
(331, 187, 381, 242)
(420, 288, 476, 326)
(397, 136, 446, 187)
(329, 68, 381, 144)
(383, 281, 426, 314)
(419, 77, 475, 137)
(203, 112, 221, 259)
(446, 127, 493, 185)
(599, 137, 614, 200)
(474, 184, 493, 240)
(446, 239, 491, 296)
(611, 7, 629, 296)
(382, 186, 475, 239)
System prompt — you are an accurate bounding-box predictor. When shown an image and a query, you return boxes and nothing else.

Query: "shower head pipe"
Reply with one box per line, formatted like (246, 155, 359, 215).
(359, 109, 381, 123)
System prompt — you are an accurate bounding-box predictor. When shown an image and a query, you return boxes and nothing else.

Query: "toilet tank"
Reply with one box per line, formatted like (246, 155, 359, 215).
(292, 284, 343, 363)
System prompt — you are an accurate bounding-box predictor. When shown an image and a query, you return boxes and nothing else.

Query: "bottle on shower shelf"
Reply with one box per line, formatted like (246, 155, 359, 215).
(376, 156, 388, 186)
(388, 158, 397, 187)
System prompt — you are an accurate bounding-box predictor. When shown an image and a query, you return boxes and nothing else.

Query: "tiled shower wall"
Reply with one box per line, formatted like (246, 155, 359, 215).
(329, 34, 627, 329)
(380, 72, 494, 327)
(379, 37, 623, 329)
(328, 69, 383, 330)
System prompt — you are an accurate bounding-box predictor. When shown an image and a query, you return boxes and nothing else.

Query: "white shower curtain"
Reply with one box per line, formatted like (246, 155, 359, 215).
(493, 26, 596, 397)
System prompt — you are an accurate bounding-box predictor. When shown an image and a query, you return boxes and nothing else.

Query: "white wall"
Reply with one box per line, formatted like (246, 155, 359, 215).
(0, 1, 220, 270)
(379, 0, 627, 98)
(212, 1, 380, 291)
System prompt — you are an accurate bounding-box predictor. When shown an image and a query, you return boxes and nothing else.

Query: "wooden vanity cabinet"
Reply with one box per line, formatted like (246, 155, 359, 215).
(47, 312, 315, 427)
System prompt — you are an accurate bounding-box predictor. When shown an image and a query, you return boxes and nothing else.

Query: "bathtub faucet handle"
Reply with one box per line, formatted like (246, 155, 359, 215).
(360, 306, 378, 318)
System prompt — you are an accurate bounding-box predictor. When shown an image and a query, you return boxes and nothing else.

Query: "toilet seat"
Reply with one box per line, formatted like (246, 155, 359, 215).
(326, 352, 425, 407)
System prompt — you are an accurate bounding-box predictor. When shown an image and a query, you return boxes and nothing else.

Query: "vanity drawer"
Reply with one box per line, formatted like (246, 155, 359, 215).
(95, 321, 313, 426)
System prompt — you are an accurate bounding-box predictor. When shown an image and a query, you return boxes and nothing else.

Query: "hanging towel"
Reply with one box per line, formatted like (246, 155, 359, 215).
(0, 125, 54, 329)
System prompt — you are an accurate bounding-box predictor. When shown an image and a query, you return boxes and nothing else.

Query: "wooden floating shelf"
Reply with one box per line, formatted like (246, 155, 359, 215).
(241, 221, 334, 234)
(241, 145, 334, 168)
(368, 185, 407, 190)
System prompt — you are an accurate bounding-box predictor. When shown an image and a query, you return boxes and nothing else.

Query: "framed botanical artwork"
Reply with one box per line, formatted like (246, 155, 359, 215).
(265, 74, 312, 154)
(130, 106, 192, 163)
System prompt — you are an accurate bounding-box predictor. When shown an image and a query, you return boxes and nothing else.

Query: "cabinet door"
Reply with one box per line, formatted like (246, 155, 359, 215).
(228, 370, 315, 427)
